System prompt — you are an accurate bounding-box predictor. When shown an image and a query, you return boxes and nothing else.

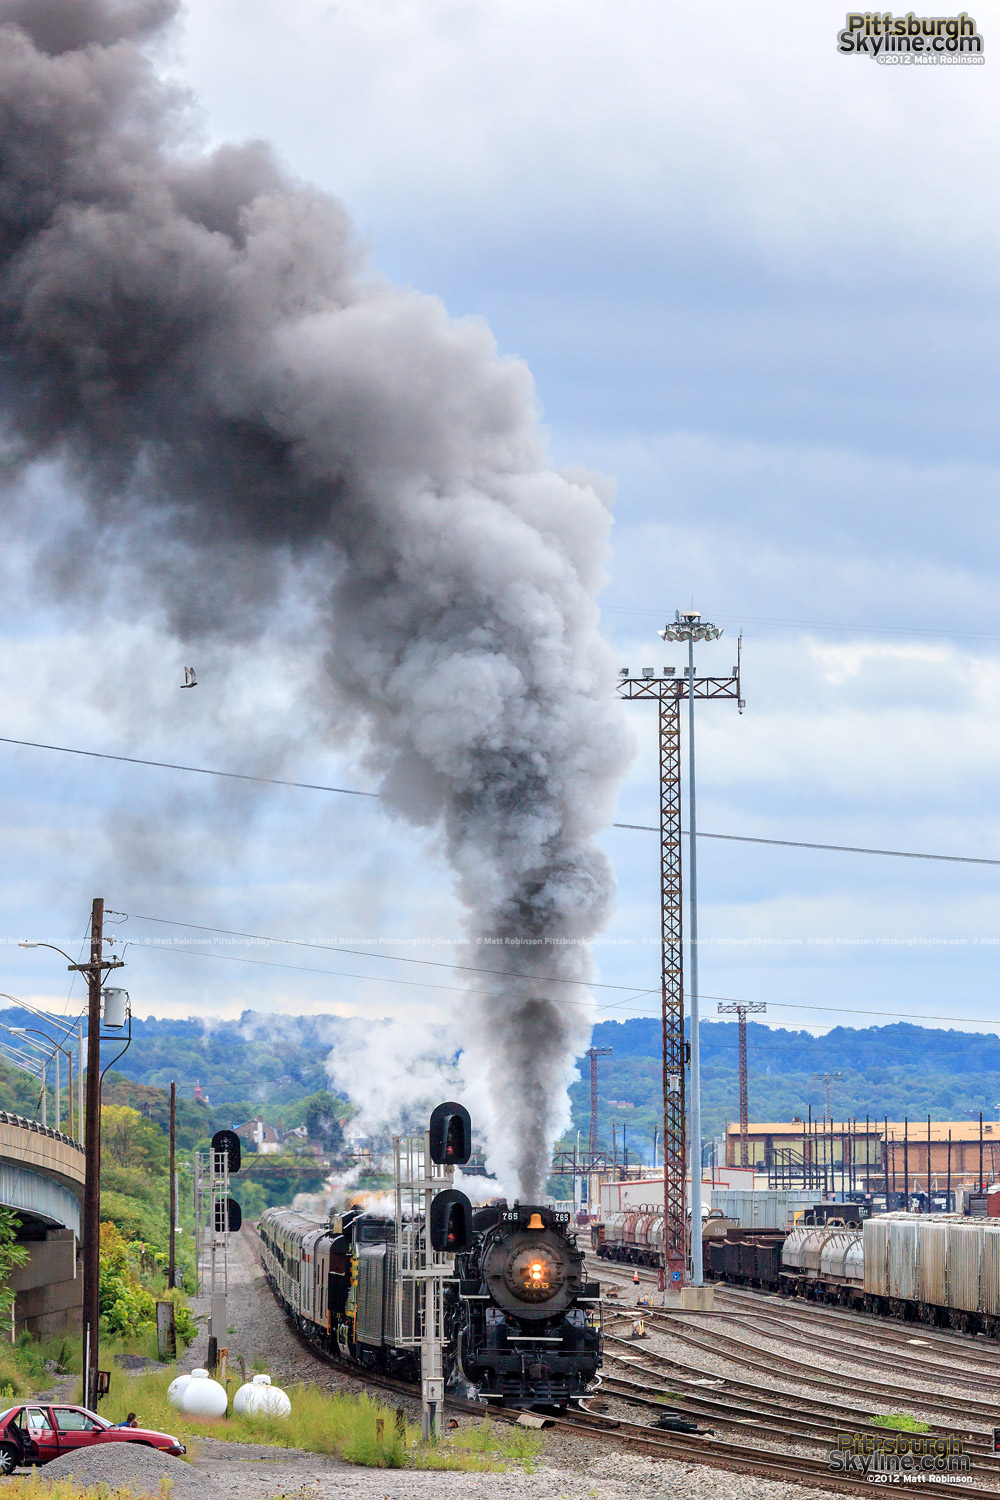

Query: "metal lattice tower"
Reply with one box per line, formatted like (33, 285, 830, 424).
(586, 1045, 612, 1155)
(717, 1001, 766, 1165)
(193, 1145, 230, 1343)
(814, 1070, 843, 1125)
(618, 648, 741, 1283)
(392, 1132, 454, 1441)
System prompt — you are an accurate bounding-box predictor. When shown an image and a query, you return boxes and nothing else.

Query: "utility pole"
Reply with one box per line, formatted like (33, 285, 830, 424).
(717, 1001, 766, 1166)
(813, 1070, 843, 1126)
(618, 613, 741, 1289)
(14, 914, 122, 1409)
(169, 1082, 177, 1289)
(83, 899, 104, 1410)
(586, 1045, 612, 1156)
(67, 900, 123, 1408)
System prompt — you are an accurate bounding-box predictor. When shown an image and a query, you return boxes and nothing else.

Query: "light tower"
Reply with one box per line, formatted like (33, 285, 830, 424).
(586, 1045, 612, 1156)
(617, 611, 742, 1289)
(814, 1070, 843, 1125)
(717, 1001, 766, 1166)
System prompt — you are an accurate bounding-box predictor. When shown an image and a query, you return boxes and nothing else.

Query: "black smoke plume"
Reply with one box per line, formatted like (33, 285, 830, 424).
(0, 0, 631, 1194)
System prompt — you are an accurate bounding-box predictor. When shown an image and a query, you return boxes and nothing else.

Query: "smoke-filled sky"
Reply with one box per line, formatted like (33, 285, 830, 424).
(2, 0, 1000, 1149)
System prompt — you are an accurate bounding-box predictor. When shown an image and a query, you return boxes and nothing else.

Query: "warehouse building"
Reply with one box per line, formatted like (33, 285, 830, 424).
(726, 1118, 999, 1196)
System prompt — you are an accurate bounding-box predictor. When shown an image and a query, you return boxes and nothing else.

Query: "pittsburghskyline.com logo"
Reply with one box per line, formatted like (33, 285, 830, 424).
(837, 12, 985, 63)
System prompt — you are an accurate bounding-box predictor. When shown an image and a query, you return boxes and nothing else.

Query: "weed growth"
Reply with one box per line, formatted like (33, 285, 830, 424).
(868, 1413, 932, 1433)
(104, 1369, 544, 1471)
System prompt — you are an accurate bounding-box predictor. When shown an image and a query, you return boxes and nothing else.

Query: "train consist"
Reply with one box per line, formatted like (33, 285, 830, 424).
(259, 1201, 602, 1408)
(596, 1202, 1000, 1335)
(710, 1213, 1000, 1336)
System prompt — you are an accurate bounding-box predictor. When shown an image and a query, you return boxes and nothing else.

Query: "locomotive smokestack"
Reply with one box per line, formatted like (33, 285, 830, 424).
(0, 0, 631, 1197)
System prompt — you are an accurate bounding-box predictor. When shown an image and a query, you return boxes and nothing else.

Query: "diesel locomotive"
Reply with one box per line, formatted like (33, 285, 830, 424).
(258, 1200, 602, 1408)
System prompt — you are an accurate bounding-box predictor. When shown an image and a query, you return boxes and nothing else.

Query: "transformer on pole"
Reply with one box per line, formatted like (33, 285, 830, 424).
(617, 617, 741, 1286)
(586, 1045, 612, 1156)
(717, 1001, 766, 1166)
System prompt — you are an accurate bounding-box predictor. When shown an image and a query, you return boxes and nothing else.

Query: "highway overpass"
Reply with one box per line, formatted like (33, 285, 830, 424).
(0, 1113, 84, 1336)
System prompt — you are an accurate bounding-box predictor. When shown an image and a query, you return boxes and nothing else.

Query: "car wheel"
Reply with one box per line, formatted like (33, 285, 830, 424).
(0, 1442, 21, 1473)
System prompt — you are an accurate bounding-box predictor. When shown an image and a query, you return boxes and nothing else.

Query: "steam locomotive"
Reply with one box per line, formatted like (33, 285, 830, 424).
(258, 1201, 601, 1408)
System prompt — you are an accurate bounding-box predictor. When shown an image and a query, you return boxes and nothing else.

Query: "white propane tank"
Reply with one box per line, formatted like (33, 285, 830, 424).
(233, 1373, 291, 1419)
(166, 1374, 191, 1408)
(179, 1368, 228, 1418)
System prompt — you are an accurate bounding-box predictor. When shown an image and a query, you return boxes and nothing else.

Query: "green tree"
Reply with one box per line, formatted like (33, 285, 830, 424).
(0, 1208, 28, 1333)
(302, 1091, 346, 1157)
(101, 1104, 169, 1172)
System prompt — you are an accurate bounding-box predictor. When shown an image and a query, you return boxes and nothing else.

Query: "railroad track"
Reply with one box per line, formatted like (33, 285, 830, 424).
(601, 1336, 1000, 1461)
(248, 1227, 997, 1495)
(555, 1405, 1000, 1497)
(692, 1301, 1000, 1386)
(714, 1282, 1000, 1364)
(596, 1259, 1000, 1365)
(606, 1306, 1000, 1425)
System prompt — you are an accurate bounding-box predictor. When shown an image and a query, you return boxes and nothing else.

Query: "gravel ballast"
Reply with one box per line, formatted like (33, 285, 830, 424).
(39, 1441, 225, 1499)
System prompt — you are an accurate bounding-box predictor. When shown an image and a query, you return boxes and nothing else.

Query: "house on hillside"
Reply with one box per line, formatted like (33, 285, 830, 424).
(235, 1118, 282, 1155)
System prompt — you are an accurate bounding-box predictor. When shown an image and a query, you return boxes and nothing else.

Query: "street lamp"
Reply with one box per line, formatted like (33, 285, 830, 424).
(656, 610, 723, 1287)
(8, 1028, 73, 1137)
(0, 1027, 53, 1126)
(5, 984, 85, 1142)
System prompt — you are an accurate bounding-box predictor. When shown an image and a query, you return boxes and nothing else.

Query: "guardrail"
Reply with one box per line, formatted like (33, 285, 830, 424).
(0, 1111, 84, 1155)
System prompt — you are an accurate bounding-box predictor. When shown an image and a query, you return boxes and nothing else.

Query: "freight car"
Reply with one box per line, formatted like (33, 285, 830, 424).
(259, 1201, 602, 1408)
(709, 1213, 1000, 1337)
(594, 1206, 737, 1267)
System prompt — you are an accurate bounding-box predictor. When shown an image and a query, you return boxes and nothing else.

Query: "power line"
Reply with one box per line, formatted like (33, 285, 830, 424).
(3, 731, 997, 868)
(0, 735, 379, 800)
(612, 823, 1000, 867)
(600, 603, 1000, 644)
(144, 942, 657, 1012)
(117, 911, 654, 993)
(598, 991, 1000, 1030)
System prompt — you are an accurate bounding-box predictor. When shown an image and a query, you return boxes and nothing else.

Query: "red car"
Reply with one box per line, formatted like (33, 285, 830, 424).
(0, 1403, 186, 1472)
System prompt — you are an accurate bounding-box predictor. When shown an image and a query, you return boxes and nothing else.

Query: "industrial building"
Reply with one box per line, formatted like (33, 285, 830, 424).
(726, 1118, 1000, 1196)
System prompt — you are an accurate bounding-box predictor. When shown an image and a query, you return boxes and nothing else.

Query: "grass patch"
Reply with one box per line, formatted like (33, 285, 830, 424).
(0, 1483, 153, 1500)
(654, 1393, 684, 1403)
(869, 1412, 932, 1433)
(104, 1369, 544, 1471)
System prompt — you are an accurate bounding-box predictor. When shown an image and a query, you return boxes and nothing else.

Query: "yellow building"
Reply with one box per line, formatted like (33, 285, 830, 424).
(726, 1118, 997, 1193)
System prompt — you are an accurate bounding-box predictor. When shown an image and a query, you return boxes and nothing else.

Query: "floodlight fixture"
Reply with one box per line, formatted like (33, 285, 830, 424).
(658, 609, 723, 644)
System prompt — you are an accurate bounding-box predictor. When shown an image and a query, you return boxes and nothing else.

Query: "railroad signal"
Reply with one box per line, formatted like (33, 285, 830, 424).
(429, 1102, 472, 1166)
(429, 1188, 473, 1252)
(211, 1128, 241, 1174)
(214, 1196, 242, 1234)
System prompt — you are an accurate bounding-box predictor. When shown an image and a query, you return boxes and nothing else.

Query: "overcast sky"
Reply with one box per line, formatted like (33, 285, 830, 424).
(2, 0, 999, 1046)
